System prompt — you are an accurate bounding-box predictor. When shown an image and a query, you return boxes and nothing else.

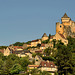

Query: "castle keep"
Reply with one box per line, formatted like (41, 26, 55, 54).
(56, 13, 75, 38)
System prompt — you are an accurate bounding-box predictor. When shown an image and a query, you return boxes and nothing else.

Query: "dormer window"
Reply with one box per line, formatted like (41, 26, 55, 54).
(44, 64, 46, 66)
(51, 64, 53, 67)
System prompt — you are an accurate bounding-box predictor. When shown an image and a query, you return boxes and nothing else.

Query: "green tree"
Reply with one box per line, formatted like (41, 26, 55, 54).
(0, 46, 7, 49)
(56, 41, 73, 75)
(52, 39, 56, 48)
(32, 53, 36, 58)
(7, 54, 20, 63)
(13, 42, 25, 46)
(20, 57, 30, 71)
(10, 64, 23, 75)
(0, 59, 4, 75)
(49, 34, 51, 39)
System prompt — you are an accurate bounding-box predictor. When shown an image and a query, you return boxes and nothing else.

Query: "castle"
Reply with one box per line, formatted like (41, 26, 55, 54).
(56, 13, 75, 38)
(49, 13, 75, 45)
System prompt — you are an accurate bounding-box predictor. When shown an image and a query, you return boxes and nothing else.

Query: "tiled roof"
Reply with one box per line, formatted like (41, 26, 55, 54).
(31, 39, 40, 42)
(62, 13, 69, 18)
(14, 46, 23, 49)
(42, 33, 48, 37)
(0, 49, 4, 53)
(40, 61, 55, 68)
(58, 33, 66, 39)
(28, 65, 39, 67)
(41, 43, 45, 47)
(50, 36, 54, 39)
(14, 50, 30, 54)
(35, 50, 42, 53)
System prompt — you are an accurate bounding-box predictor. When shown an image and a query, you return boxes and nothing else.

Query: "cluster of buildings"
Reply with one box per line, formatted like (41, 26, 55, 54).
(28, 56, 57, 75)
(0, 13, 75, 75)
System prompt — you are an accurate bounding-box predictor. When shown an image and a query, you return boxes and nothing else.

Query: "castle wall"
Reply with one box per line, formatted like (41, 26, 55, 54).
(61, 18, 71, 23)
(56, 22, 64, 34)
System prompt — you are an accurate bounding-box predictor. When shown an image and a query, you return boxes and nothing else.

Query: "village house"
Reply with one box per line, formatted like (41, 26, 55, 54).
(28, 65, 39, 70)
(42, 33, 48, 41)
(40, 43, 46, 50)
(30, 39, 41, 47)
(28, 60, 57, 75)
(39, 61, 57, 75)
(23, 39, 41, 48)
(14, 50, 32, 58)
(0, 49, 5, 54)
(4, 47, 13, 56)
(50, 32, 68, 45)
(35, 55, 43, 65)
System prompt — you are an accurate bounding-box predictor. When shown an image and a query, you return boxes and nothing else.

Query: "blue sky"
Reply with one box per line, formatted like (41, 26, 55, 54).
(0, 0, 75, 46)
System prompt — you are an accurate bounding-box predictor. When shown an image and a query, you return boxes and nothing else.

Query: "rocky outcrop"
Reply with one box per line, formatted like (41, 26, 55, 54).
(64, 25, 75, 38)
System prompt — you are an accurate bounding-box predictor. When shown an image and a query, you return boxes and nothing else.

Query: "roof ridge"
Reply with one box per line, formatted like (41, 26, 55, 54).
(62, 13, 69, 18)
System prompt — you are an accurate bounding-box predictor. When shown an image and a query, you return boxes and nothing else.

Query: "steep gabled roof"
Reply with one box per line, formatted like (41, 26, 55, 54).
(62, 13, 69, 18)
(42, 33, 48, 37)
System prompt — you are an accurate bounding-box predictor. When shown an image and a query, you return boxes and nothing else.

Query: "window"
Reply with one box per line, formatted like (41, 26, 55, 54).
(64, 41, 67, 43)
(60, 25, 62, 28)
(44, 64, 46, 66)
(42, 47, 43, 49)
(51, 64, 53, 67)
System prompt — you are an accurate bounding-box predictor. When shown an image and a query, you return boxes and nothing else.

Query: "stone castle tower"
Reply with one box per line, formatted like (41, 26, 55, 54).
(56, 13, 75, 38)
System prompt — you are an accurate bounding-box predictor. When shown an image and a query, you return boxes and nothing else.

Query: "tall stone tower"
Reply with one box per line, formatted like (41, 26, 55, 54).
(56, 13, 75, 38)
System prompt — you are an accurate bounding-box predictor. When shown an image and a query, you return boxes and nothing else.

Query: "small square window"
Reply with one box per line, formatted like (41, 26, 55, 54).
(60, 25, 62, 28)
(44, 64, 46, 66)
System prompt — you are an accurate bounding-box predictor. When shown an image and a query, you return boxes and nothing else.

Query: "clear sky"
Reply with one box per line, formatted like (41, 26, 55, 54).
(0, 0, 75, 46)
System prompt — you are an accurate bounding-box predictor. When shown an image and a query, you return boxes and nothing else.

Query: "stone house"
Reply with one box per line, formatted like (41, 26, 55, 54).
(13, 46, 23, 51)
(40, 43, 46, 50)
(35, 55, 43, 65)
(39, 61, 57, 75)
(50, 32, 68, 45)
(42, 33, 48, 41)
(4, 47, 13, 56)
(14, 50, 32, 58)
(28, 65, 39, 70)
(28, 60, 57, 75)
(30, 39, 41, 47)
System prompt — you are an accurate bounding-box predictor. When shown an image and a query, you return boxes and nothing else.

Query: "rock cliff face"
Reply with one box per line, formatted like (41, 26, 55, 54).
(64, 25, 75, 38)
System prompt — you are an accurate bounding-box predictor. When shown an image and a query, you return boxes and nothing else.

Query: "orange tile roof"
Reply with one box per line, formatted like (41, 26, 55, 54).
(40, 61, 55, 68)
(41, 43, 45, 47)
(28, 65, 39, 67)
(35, 50, 42, 53)
(14, 46, 23, 49)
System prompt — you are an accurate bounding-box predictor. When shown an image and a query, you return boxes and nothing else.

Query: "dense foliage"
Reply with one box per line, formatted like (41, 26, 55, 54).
(13, 42, 25, 46)
(0, 37, 75, 75)
(0, 46, 7, 49)
(56, 37, 75, 75)
(0, 53, 30, 75)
